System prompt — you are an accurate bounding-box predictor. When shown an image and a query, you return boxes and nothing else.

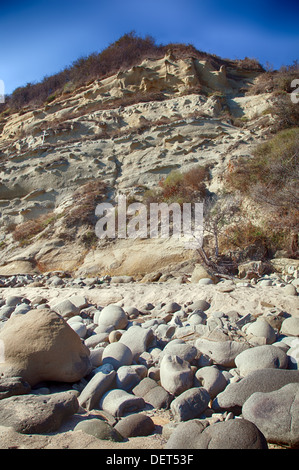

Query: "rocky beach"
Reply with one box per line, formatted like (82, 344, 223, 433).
(0, 263, 298, 450)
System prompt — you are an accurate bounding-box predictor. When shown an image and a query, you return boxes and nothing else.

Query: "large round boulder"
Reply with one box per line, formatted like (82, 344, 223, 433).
(97, 305, 128, 330)
(0, 309, 91, 386)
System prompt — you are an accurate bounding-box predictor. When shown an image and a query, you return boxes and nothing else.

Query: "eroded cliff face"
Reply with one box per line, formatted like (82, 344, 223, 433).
(0, 54, 276, 277)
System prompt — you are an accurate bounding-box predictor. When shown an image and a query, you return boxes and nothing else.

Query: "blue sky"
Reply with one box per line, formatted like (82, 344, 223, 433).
(1, 0, 298, 96)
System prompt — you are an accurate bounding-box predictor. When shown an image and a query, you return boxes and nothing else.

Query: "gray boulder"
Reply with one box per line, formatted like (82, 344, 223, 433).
(194, 365, 228, 399)
(0, 376, 31, 400)
(74, 418, 123, 442)
(119, 325, 154, 361)
(115, 365, 147, 391)
(160, 355, 193, 396)
(170, 387, 210, 421)
(99, 389, 145, 417)
(281, 317, 299, 337)
(97, 305, 128, 330)
(78, 364, 116, 411)
(52, 299, 80, 319)
(165, 419, 206, 449)
(160, 340, 198, 364)
(246, 318, 276, 344)
(189, 300, 210, 312)
(195, 338, 250, 368)
(102, 342, 133, 369)
(212, 368, 299, 414)
(0, 391, 78, 434)
(242, 383, 299, 447)
(193, 418, 268, 449)
(132, 377, 158, 397)
(235, 344, 288, 376)
(114, 413, 155, 438)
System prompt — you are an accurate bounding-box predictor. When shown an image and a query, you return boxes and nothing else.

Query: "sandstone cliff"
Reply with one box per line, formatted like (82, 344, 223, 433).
(0, 50, 281, 277)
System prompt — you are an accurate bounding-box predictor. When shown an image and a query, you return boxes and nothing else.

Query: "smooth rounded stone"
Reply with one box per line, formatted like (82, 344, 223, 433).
(48, 276, 64, 287)
(165, 419, 206, 449)
(108, 330, 122, 343)
(258, 279, 272, 287)
(78, 364, 116, 411)
(164, 302, 181, 313)
(212, 368, 299, 414)
(69, 322, 87, 339)
(94, 324, 114, 334)
(99, 389, 145, 418)
(160, 340, 198, 364)
(0, 306, 15, 320)
(281, 317, 299, 337)
(148, 366, 160, 381)
(84, 333, 109, 348)
(0, 376, 31, 399)
(235, 344, 288, 376)
(189, 300, 210, 312)
(242, 383, 299, 447)
(102, 342, 133, 369)
(187, 313, 206, 326)
(198, 278, 214, 285)
(114, 413, 155, 438)
(97, 305, 128, 330)
(132, 377, 158, 397)
(74, 418, 123, 442)
(143, 385, 173, 409)
(287, 340, 299, 369)
(51, 299, 80, 319)
(170, 387, 210, 422)
(116, 365, 147, 391)
(284, 284, 297, 295)
(124, 306, 140, 319)
(89, 348, 104, 368)
(246, 318, 276, 344)
(119, 325, 154, 361)
(195, 338, 250, 368)
(160, 355, 193, 396)
(11, 304, 31, 316)
(0, 391, 78, 434)
(92, 310, 102, 325)
(67, 315, 84, 324)
(0, 309, 91, 387)
(192, 418, 268, 449)
(194, 366, 228, 399)
(5, 296, 23, 307)
(187, 309, 207, 323)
